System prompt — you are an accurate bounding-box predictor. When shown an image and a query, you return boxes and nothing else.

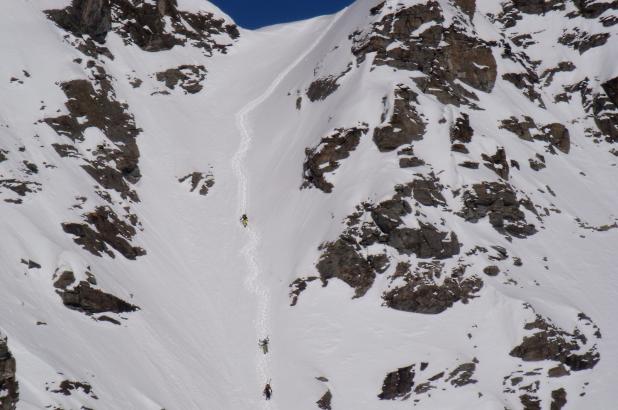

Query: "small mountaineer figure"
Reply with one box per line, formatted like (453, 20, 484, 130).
(263, 382, 272, 400)
(259, 337, 269, 354)
(240, 214, 249, 228)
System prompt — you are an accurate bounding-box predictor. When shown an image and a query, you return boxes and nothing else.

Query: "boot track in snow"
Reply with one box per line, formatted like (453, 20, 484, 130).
(231, 12, 342, 408)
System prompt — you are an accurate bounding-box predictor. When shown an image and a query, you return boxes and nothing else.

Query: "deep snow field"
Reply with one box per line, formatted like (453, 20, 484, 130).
(0, 0, 617, 409)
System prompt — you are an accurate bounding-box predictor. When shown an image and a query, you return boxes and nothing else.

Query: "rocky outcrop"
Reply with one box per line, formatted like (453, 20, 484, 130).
(46, 0, 112, 43)
(602, 76, 618, 106)
(352, 1, 496, 107)
(304, 181, 460, 301)
(302, 126, 368, 192)
(60, 281, 137, 315)
(178, 171, 215, 196)
(457, 182, 537, 238)
(383, 261, 482, 314)
(47, 0, 239, 55)
(62, 206, 145, 260)
(378, 360, 479, 402)
(510, 315, 601, 372)
(373, 86, 425, 152)
(306, 64, 351, 102)
(558, 29, 610, 54)
(317, 238, 375, 298)
(551, 388, 567, 410)
(500, 117, 570, 154)
(0, 336, 18, 410)
(51, 380, 97, 399)
(316, 390, 332, 409)
(44, 69, 141, 202)
(482, 147, 510, 179)
(54, 269, 137, 316)
(378, 365, 415, 400)
(156, 65, 207, 94)
(450, 113, 473, 145)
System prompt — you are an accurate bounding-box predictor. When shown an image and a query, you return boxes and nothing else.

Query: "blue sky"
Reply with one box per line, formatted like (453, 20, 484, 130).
(210, 0, 355, 29)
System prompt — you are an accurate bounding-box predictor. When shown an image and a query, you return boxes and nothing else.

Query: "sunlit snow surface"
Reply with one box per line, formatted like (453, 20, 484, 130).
(0, 0, 617, 409)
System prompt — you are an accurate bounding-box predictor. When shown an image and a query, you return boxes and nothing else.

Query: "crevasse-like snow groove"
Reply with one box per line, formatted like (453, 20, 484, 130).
(231, 12, 342, 409)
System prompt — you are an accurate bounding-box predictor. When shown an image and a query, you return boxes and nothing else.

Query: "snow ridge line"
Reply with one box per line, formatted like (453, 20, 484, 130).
(231, 11, 343, 408)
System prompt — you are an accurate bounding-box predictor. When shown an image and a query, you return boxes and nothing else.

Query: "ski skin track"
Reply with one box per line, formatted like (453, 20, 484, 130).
(231, 11, 343, 409)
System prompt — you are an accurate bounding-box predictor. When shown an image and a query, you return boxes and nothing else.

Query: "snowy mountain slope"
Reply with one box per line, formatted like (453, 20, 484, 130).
(0, 0, 617, 409)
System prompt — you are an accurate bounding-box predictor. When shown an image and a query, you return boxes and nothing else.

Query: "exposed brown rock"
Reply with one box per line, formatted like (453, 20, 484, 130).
(510, 315, 600, 371)
(482, 147, 510, 179)
(0, 179, 41, 198)
(46, 0, 112, 43)
(602, 76, 618, 106)
(453, 0, 476, 17)
(62, 206, 145, 260)
(316, 390, 332, 410)
(483, 265, 500, 276)
(572, 0, 618, 18)
(53, 271, 76, 290)
(317, 238, 375, 298)
(156, 65, 207, 94)
(302, 126, 367, 192)
(378, 365, 415, 400)
(551, 388, 567, 410)
(178, 171, 215, 196)
(500, 117, 570, 154)
(457, 182, 537, 238)
(542, 123, 571, 154)
(520, 394, 541, 410)
(410, 177, 446, 207)
(541, 61, 576, 86)
(502, 72, 545, 108)
(373, 86, 426, 152)
(450, 113, 473, 144)
(383, 275, 482, 314)
(547, 365, 570, 378)
(289, 277, 318, 306)
(500, 116, 536, 141)
(307, 64, 352, 102)
(352, 1, 496, 106)
(52, 380, 97, 399)
(44, 74, 141, 201)
(60, 281, 138, 315)
(512, 0, 565, 14)
(0, 336, 18, 410)
(445, 362, 477, 386)
(558, 29, 610, 54)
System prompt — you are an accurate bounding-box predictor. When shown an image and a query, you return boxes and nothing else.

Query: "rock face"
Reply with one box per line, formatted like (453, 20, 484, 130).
(46, 0, 112, 43)
(510, 315, 601, 372)
(373, 86, 425, 151)
(62, 206, 145, 260)
(378, 360, 479, 403)
(302, 126, 368, 192)
(156, 65, 207, 94)
(60, 282, 138, 315)
(602, 77, 618, 106)
(0, 336, 18, 410)
(45, 71, 142, 202)
(53, 270, 138, 319)
(317, 238, 375, 298)
(383, 275, 482, 314)
(378, 365, 415, 400)
(47, 0, 239, 55)
(306, 65, 351, 102)
(316, 390, 332, 410)
(352, 1, 497, 107)
(457, 182, 537, 238)
(500, 117, 571, 154)
(304, 181, 462, 302)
